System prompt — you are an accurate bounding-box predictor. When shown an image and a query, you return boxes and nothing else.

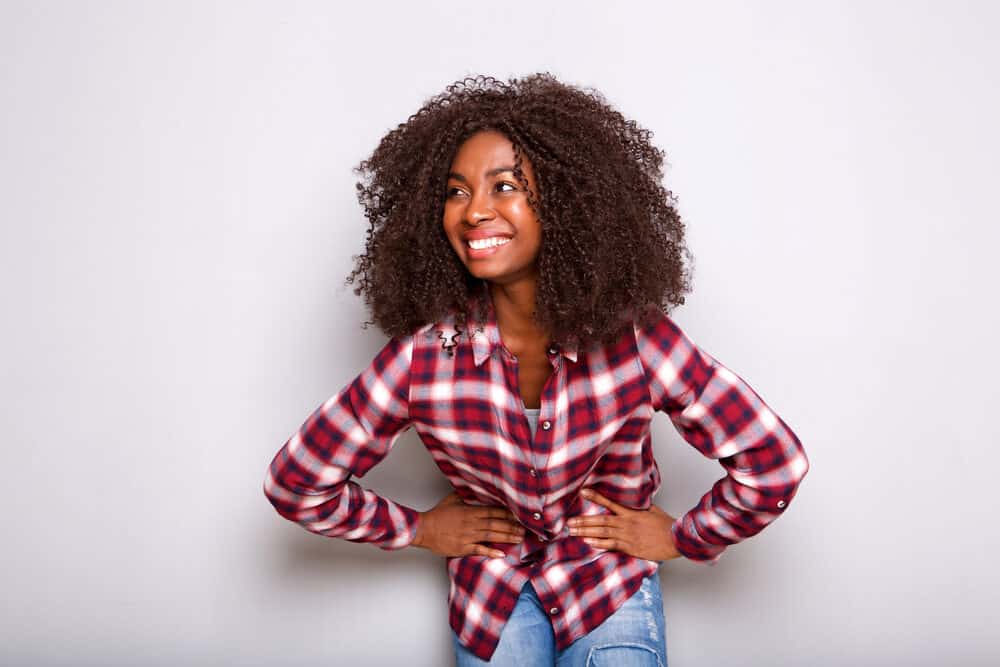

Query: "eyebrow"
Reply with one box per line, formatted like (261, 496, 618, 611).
(447, 166, 517, 183)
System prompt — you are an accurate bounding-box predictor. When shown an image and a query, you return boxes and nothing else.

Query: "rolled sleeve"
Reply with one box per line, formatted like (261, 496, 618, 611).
(634, 311, 810, 564)
(263, 332, 420, 550)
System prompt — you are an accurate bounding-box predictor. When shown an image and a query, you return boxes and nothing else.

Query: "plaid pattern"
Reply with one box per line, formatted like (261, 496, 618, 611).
(264, 284, 809, 660)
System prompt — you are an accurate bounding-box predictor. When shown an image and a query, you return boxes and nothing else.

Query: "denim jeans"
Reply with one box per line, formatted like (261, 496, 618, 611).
(452, 570, 667, 666)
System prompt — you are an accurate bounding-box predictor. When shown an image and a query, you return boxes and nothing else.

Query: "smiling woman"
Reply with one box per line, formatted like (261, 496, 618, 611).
(344, 73, 695, 349)
(442, 130, 543, 287)
(263, 73, 809, 666)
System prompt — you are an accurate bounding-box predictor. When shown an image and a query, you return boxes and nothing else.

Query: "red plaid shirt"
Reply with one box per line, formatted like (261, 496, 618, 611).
(264, 285, 809, 660)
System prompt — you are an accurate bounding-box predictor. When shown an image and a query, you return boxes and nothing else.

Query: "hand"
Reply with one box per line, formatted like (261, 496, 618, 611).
(412, 491, 525, 558)
(568, 488, 681, 562)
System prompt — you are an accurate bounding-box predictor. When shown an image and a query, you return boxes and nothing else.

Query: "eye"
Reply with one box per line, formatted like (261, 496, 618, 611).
(497, 181, 518, 192)
(446, 187, 467, 198)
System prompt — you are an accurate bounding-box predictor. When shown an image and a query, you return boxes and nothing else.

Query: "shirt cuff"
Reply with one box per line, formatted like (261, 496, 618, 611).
(374, 501, 422, 551)
(671, 515, 725, 566)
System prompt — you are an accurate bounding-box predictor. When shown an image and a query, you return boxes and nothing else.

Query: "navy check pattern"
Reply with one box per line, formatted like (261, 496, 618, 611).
(264, 285, 809, 660)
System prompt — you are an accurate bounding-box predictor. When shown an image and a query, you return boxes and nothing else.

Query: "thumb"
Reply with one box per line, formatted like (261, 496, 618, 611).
(439, 491, 463, 506)
(581, 488, 630, 515)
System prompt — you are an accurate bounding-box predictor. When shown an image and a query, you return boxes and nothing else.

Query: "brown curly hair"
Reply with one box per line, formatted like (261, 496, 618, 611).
(346, 72, 694, 349)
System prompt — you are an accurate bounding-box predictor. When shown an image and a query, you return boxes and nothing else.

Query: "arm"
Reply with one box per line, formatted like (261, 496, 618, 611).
(633, 311, 810, 565)
(262, 333, 420, 550)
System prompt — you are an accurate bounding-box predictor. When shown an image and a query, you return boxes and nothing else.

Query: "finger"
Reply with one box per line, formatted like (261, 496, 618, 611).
(474, 526, 525, 541)
(580, 537, 619, 551)
(476, 507, 518, 521)
(468, 544, 506, 559)
(483, 518, 526, 534)
(476, 530, 524, 543)
(567, 515, 616, 528)
(570, 525, 616, 539)
(479, 528, 524, 543)
(580, 488, 629, 515)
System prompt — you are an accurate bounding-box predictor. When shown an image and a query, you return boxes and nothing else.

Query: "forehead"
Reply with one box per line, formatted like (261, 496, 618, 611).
(449, 130, 533, 177)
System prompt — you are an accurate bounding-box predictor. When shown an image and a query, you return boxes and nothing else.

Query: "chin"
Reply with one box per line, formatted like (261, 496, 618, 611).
(465, 266, 504, 281)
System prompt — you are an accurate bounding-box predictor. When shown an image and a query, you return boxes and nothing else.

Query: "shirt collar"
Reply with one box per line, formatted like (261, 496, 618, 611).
(438, 282, 579, 367)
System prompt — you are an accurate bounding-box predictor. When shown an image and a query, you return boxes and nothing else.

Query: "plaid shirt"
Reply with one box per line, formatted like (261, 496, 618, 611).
(263, 285, 809, 660)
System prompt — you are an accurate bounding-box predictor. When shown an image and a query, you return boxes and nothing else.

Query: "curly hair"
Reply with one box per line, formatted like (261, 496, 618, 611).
(346, 72, 694, 349)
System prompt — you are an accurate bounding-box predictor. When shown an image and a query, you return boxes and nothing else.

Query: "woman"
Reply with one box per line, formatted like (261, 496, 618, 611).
(263, 73, 809, 666)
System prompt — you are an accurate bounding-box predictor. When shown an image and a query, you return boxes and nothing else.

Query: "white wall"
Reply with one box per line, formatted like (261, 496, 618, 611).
(2, 1, 997, 664)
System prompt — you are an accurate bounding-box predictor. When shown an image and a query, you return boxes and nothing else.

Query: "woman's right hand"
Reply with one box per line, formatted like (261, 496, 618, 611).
(411, 491, 525, 558)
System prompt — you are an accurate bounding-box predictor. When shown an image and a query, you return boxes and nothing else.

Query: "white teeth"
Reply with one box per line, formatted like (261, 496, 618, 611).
(467, 236, 511, 250)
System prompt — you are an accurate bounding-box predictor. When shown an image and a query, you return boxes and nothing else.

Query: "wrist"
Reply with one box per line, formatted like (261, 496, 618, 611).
(411, 512, 426, 549)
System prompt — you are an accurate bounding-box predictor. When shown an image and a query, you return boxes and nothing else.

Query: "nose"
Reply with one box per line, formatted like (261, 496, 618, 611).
(464, 188, 495, 225)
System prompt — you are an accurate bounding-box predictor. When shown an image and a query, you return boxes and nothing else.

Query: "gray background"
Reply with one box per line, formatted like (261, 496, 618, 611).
(2, 1, 998, 665)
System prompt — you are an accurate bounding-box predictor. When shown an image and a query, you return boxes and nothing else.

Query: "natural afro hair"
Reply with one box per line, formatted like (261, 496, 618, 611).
(346, 72, 694, 349)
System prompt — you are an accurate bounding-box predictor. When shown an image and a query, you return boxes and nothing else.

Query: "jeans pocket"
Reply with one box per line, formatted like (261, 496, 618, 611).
(587, 642, 664, 667)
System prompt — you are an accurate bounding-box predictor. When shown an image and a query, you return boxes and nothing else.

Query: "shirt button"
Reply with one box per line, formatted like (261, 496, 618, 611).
(541, 420, 551, 430)
(549, 607, 559, 615)
(532, 512, 542, 520)
(777, 500, 786, 508)
(529, 468, 538, 477)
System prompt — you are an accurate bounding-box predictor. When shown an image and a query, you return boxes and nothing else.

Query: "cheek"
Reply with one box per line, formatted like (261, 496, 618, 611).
(506, 200, 540, 228)
(441, 210, 459, 238)
(441, 223, 465, 255)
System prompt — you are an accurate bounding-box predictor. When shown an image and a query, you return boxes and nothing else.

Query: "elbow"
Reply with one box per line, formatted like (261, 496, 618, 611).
(262, 476, 288, 516)
(749, 430, 809, 514)
(774, 432, 809, 511)
(262, 474, 298, 520)
(788, 429, 810, 486)
(262, 463, 308, 520)
(263, 464, 347, 527)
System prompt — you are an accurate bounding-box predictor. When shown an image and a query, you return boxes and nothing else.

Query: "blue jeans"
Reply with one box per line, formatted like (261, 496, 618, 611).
(452, 570, 667, 666)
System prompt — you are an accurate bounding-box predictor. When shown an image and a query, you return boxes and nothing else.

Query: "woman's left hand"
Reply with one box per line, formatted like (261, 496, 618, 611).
(568, 488, 682, 562)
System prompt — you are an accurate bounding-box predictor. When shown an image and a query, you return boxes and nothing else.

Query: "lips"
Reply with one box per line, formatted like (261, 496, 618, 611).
(464, 235, 512, 259)
(462, 228, 514, 242)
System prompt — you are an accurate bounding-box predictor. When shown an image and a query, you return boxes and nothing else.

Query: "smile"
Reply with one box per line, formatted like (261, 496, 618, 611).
(465, 236, 512, 259)
(466, 236, 512, 250)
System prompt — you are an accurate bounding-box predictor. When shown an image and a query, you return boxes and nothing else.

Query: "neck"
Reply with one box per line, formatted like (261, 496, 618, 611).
(487, 279, 549, 350)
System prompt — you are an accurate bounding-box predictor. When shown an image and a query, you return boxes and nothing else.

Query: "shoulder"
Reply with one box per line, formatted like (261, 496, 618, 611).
(629, 308, 708, 380)
(631, 307, 686, 345)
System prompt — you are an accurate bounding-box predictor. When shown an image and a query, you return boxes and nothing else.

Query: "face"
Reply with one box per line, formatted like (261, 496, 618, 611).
(442, 130, 542, 286)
